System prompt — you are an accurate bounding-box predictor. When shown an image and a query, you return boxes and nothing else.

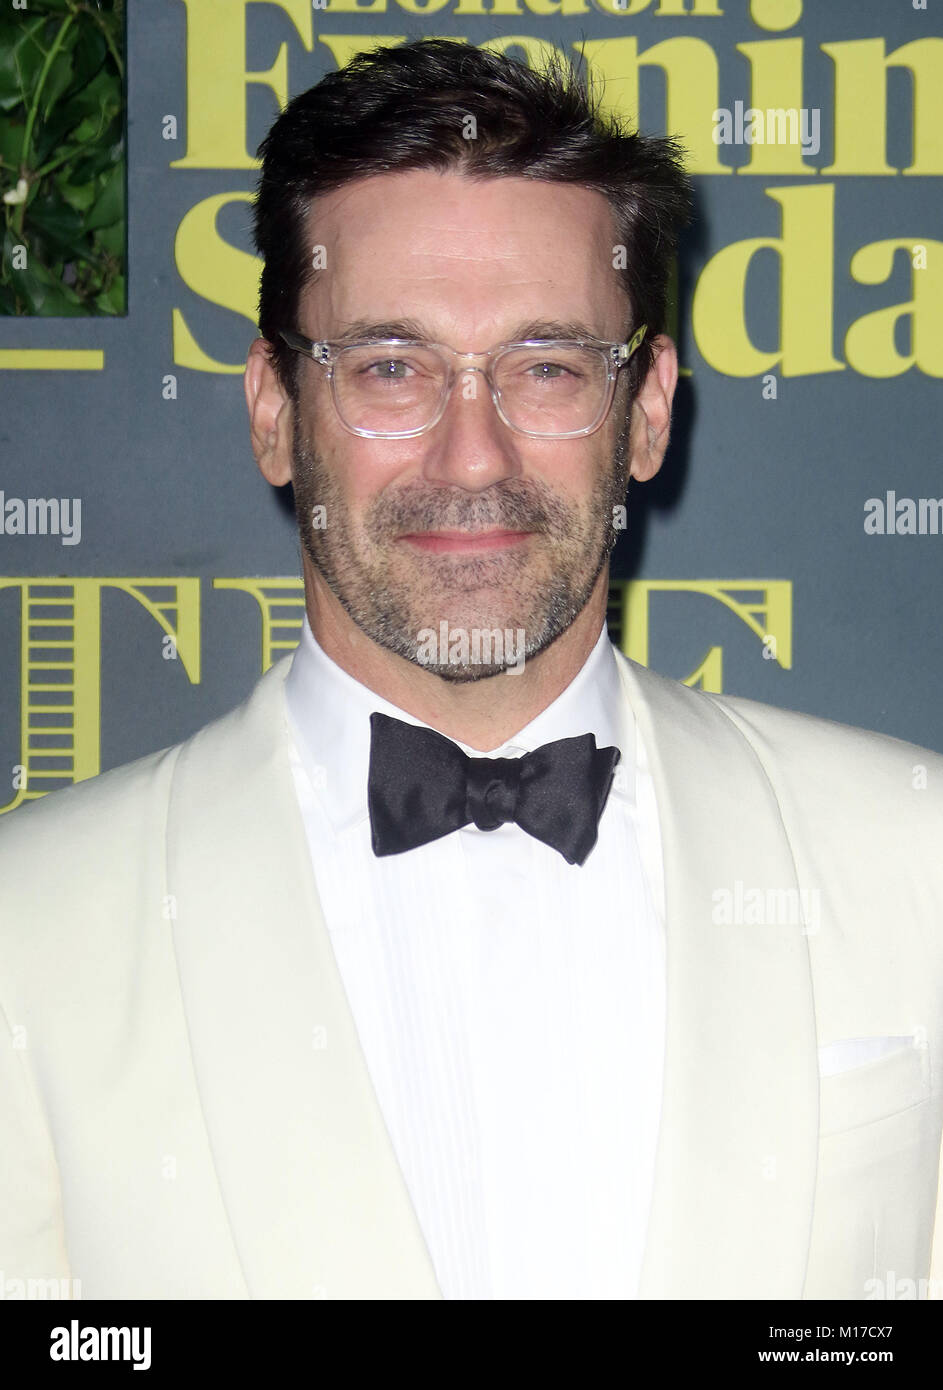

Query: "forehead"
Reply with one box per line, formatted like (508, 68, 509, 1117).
(299, 168, 628, 343)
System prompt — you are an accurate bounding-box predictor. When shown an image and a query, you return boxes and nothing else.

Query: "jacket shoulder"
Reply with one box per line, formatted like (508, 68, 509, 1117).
(0, 658, 291, 851)
(706, 686, 942, 763)
(703, 687, 943, 818)
(0, 659, 291, 937)
(0, 740, 177, 857)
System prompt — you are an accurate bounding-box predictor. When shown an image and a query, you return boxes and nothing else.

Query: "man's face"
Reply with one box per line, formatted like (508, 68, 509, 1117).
(288, 169, 638, 682)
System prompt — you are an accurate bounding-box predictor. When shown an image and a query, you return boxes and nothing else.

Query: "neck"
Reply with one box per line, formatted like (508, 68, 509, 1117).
(303, 560, 609, 752)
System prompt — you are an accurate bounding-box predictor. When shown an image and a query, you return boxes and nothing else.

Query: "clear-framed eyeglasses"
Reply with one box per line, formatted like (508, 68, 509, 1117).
(278, 324, 648, 440)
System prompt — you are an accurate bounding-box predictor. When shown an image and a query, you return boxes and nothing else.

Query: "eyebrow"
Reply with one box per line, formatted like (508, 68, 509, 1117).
(329, 317, 616, 346)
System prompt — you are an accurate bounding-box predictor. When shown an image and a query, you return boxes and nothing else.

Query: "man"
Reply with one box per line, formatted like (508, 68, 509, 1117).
(2, 39, 943, 1302)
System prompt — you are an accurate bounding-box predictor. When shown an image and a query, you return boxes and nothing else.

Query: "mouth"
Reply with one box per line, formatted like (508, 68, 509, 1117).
(397, 529, 533, 555)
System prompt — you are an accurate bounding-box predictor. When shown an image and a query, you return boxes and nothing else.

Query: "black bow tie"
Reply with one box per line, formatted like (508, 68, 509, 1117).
(367, 712, 621, 866)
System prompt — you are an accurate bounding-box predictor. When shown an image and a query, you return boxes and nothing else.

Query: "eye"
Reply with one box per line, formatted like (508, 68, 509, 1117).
(526, 361, 572, 380)
(513, 356, 588, 386)
(361, 358, 414, 380)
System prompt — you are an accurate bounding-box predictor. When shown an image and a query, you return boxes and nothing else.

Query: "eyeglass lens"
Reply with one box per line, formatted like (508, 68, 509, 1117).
(331, 343, 612, 436)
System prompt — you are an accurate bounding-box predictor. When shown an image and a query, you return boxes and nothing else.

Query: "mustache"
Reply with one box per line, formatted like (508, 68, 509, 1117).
(367, 478, 570, 538)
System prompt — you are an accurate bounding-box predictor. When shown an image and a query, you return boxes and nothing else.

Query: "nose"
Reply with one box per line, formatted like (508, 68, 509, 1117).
(418, 366, 523, 492)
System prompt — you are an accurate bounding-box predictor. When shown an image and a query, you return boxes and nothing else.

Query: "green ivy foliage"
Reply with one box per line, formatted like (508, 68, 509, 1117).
(0, 0, 125, 316)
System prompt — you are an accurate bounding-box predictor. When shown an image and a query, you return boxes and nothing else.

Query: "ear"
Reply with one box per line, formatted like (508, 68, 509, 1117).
(626, 334, 678, 483)
(244, 338, 293, 487)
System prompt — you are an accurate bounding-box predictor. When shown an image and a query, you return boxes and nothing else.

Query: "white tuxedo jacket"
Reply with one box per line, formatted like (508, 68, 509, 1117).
(2, 650, 943, 1300)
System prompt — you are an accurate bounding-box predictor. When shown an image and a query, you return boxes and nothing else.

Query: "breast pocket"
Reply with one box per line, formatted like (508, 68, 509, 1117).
(819, 1041, 931, 1137)
(803, 1042, 941, 1298)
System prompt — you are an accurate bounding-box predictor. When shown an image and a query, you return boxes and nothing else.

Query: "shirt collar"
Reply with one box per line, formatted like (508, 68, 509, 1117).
(284, 615, 635, 835)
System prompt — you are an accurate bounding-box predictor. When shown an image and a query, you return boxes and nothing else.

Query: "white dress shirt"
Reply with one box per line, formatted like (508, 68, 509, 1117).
(284, 617, 666, 1300)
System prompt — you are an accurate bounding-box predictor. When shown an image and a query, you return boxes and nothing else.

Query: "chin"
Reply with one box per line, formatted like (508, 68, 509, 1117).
(413, 660, 512, 685)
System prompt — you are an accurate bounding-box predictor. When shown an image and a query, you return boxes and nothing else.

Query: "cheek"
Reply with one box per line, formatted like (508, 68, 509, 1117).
(530, 441, 614, 501)
(328, 440, 416, 522)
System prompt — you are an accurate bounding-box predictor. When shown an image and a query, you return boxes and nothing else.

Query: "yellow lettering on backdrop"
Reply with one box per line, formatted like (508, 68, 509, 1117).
(749, 0, 803, 32)
(481, 35, 563, 68)
(655, 0, 724, 13)
(846, 240, 943, 378)
(736, 38, 814, 175)
(613, 579, 793, 694)
(821, 38, 943, 176)
(594, 0, 650, 14)
(0, 579, 201, 816)
(173, 193, 261, 374)
(599, 0, 726, 15)
(474, 0, 523, 13)
(158, 14, 942, 382)
(395, 0, 452, 12)
(172, 0, 313, 170)
(581, 37, 730, 175)
(214, 578, 306, 672)
(510, 0, 591, 16)
(683, 648, 724, 692)
(692, 183, 844, 378)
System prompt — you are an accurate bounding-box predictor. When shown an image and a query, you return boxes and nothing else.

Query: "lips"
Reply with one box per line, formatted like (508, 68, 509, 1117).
(398, 529, 532, 554)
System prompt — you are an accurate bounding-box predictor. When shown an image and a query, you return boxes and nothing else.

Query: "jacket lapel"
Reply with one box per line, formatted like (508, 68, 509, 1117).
(614, 653, 821, 1298)
(166, 657, 442, 1299)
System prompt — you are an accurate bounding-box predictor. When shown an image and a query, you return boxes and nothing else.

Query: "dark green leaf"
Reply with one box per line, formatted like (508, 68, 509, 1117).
(28, 195, 95, 262)
(85, 158, 123, 230)
(32, 115, 78, 166)
(32, 107, 91, 167)
(0, 115, 26, 169)
(69, 136, 122, 184)
(55, 175, 96, 213)
(8, 255, 87, 317)
(94, 272, 124, 314)
(0, 17, 47, 110)
(32, 67, 119, 162)
(93, 219, 124, 258)
(75, 110, 106, 143)
(40, 47, 75, 124)
(72, 66, 119, 112)
(65, 25, 107, 99)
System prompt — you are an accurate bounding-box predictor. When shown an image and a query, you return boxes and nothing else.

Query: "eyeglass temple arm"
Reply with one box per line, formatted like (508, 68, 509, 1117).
(613, 323, 648, 364)
(279, 329, 330, 363)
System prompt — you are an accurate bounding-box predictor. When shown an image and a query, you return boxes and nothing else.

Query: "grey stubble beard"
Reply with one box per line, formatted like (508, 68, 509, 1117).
(290, 404, 631, 682)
